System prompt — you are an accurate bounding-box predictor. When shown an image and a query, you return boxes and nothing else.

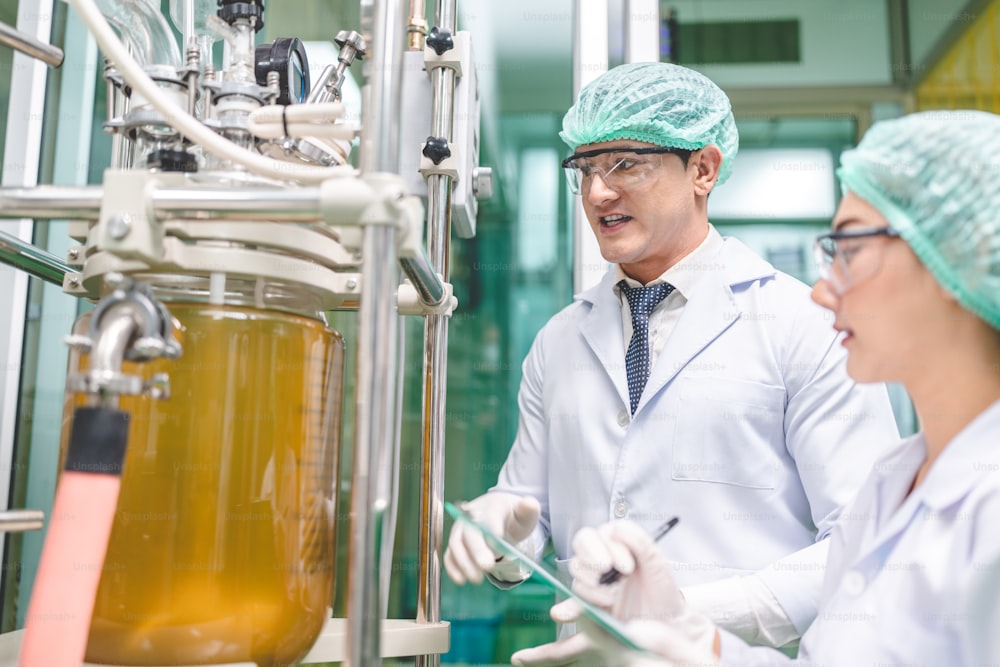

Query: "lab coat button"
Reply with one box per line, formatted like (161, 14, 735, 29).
(617, 410, 630, 427)
(842, 570, 866, 597)
(613, 501, 628, 518)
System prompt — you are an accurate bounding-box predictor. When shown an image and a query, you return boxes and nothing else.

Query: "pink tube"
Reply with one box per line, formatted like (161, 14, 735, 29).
(19, 472, 122, 667)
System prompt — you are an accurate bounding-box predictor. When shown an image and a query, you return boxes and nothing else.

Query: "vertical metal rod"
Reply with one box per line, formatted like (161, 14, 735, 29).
(106, 62, 133, 170)
(416, 1, 456, 666)
(182, 0, 195, 52)
(378, 314, 406, 614)
(349, 225, 398, 667)
(347, 0, 406, 665)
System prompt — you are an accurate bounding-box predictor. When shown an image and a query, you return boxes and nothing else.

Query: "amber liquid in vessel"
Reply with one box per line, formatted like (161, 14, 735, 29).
(62, 304, 344, 666)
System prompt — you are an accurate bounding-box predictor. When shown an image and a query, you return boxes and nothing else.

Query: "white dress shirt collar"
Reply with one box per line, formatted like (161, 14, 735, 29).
(613, 224, 725, 300)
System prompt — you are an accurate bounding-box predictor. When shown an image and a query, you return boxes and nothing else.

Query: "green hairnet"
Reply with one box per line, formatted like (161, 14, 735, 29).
(838, 110, 1000, 329)
(560, 62, 739, 184)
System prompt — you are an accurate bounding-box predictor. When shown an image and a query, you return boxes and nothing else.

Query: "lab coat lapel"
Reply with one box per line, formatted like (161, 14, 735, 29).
(636, 277, 736, 414)
(861, 458, 925, 565)
(636, 239, 770, 415)
(577, 271, 630, 409)
(860, 401, 1000, 562)
(850, 438, 929, 569)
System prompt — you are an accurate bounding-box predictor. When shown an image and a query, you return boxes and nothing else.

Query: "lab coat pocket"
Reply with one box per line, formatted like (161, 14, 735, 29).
(882, 619, 956, 666)
(671, 377, 785, 489)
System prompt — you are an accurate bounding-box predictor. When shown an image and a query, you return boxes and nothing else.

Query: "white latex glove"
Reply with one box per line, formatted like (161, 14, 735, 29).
(511, 520, 719, 666)
(577, 617, 723, 667)
(443, 492, 541, 585)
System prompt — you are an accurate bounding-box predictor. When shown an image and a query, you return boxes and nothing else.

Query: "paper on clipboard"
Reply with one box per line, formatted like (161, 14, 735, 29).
(444, 501, 650, 654)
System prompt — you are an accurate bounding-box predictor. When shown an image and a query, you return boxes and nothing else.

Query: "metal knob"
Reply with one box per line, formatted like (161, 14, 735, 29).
(334, 30, 367, 64)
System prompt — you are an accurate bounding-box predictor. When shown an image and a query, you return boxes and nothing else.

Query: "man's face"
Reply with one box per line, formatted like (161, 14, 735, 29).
(572, 140, 705, 283)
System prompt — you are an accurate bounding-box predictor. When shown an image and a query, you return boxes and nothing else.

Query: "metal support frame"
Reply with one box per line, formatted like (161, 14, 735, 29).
(0, 0, 459, 662)
(347, 0, 407, 664)
(415, 0, 456, 664)
(0, 0, 55, 536)
(0, 184, 446, 309)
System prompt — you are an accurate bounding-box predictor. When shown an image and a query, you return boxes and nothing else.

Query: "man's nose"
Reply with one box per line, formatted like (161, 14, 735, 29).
(586, 171, 619, 202)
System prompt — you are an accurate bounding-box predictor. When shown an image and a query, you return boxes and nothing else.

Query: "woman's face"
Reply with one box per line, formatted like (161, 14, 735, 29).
(811, 193, 947, 384)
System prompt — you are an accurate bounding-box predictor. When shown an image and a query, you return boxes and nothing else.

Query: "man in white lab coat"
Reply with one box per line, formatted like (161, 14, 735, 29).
(444, 62, 900, 662)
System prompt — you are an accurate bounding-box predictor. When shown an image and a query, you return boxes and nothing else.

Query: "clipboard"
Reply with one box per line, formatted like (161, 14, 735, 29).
(444, 501, 650, 654)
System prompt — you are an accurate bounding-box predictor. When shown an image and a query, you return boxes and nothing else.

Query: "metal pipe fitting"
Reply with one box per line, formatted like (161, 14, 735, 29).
(0, 229, 72, 286)
(0, 20, 63, 67)
(0, 509, 45, 532)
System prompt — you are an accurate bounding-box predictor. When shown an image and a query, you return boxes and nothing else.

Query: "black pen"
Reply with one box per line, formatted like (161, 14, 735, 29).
(598, 516, 680, 585)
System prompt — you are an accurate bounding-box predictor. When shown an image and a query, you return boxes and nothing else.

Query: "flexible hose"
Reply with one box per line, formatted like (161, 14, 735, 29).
(68, 0, 355, 184)
(19, 407, 130, 667)
(247, 103, 359, 140)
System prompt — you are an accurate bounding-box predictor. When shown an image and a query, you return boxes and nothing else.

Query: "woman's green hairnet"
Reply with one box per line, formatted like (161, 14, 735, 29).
(838, 109, 1000, 329)
(560, 62, 739, 185)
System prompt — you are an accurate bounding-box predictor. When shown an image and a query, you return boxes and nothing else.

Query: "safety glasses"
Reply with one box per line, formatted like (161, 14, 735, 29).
(561, 146, 691, 195)
(814, 226, 901, 293)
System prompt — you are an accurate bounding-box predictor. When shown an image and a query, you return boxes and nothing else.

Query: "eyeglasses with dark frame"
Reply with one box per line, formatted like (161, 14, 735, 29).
(561, 146, 692, 195)
(814, 226, 901, 292)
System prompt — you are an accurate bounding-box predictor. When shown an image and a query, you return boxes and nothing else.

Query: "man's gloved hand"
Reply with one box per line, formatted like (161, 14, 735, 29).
(510, 520, 719, 666)
(443, 492, 541, 585)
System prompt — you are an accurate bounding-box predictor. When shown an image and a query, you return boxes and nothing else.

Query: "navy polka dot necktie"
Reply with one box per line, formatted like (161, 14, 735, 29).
(619, 281, 675, 414)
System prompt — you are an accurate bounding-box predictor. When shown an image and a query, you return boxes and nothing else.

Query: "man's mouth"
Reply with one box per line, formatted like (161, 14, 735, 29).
(600, 214, 632, 228)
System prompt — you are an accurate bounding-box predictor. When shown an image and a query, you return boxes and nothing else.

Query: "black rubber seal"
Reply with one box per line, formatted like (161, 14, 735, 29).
(64, 406, 130, 476)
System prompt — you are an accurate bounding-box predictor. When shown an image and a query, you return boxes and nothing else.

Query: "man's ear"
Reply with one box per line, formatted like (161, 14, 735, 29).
(692, 145, 723, 196)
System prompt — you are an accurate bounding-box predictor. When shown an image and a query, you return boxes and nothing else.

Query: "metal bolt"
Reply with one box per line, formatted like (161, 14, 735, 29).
(104, 271, 128, 290)
(67, 276, 80, 288)
(68, 248, 79, 260)
(107, 214, 132, 240)
(266, 70, 280, 90)
(346, 279, 358, 290)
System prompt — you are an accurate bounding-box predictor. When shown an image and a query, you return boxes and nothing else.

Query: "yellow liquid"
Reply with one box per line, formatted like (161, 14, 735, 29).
(62, 304, 344, 667)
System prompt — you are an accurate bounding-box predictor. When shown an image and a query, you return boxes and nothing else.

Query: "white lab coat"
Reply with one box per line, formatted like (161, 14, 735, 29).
(493, 237, 900, 634)
(719, 399, 1000, 665)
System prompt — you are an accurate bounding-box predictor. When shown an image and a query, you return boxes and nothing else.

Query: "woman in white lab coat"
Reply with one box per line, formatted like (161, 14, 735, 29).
(555, 109, 1000, 666)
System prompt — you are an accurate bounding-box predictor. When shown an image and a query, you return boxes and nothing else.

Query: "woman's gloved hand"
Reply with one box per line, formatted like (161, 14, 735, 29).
(574, 616, 723, 667)
(511, 520, 719, 666)
(443, 492, 540, 585)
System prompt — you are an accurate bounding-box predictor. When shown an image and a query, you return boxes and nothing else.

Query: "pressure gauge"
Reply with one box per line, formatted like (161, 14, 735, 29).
(255, 37, 310, 105)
